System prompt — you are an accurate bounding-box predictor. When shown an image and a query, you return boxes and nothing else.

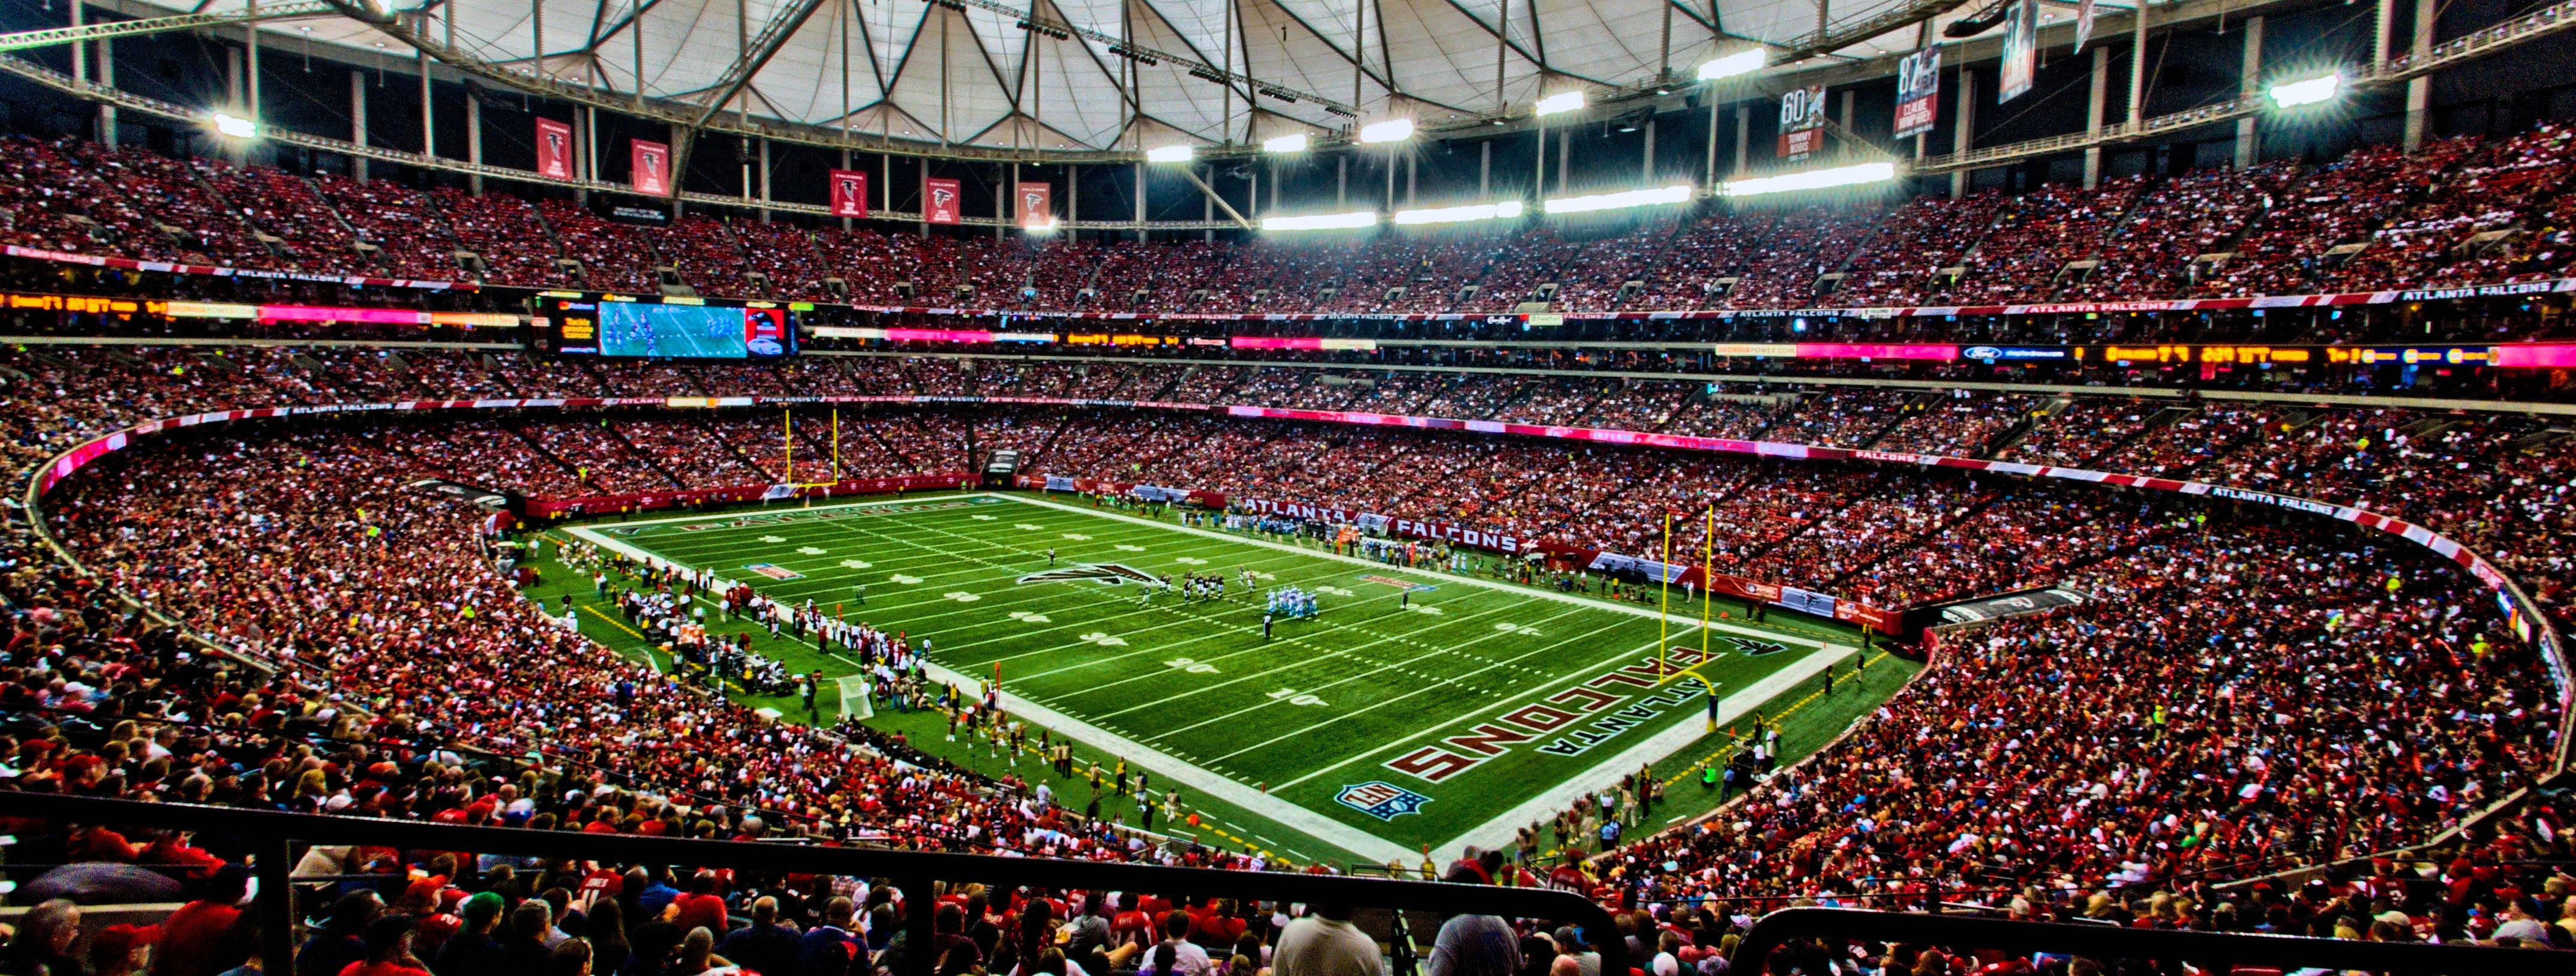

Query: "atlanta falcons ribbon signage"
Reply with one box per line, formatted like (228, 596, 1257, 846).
(924, 177, 962, 224)
(630, 139, 672, 196)
(1016, 182, 1054, 230)
(828, 169, 871, 218)
(1777, 85, 1829, 161)
(1893, 48, 1941, 139)
(535, 118, 575, 180)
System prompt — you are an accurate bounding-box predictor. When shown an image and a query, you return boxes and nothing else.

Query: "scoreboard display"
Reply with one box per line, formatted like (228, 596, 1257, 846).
(530, 293, 798, 359)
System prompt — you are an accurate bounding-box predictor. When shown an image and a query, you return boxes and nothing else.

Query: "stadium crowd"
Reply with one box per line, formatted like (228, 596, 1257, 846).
(4, 122, 2575, 312)
(1, 329, 2574, 971)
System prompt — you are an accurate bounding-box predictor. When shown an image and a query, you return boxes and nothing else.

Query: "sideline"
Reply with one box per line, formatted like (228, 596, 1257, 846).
(1439, 642, 1855, 857)
(909, 655, 1418, 866)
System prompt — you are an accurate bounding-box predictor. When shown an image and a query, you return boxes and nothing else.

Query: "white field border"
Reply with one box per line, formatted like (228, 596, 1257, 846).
(1439, 643, 1853, 857)
(566, 491, 1859, 864)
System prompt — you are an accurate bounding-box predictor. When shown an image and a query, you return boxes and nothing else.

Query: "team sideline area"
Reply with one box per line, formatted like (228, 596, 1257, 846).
(539, 491, 1899, 865)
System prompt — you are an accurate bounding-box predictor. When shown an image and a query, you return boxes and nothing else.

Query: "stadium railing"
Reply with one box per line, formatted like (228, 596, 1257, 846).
(1733, 906, 2576, 973)
(0, 791, 1623, 976)
(2, 792, 2564, 975)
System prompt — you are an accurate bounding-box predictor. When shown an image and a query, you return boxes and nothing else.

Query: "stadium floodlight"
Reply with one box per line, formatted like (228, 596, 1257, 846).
(211, 112, 260, 139)
(2268, 73, 2342, 109)
(1542, 184, 1695, 215)
(1263, 133, 1311, 154)
(1145, 144, 1196, 163)
(1721, 161, 1899, 197)
(1697, 48, 1766, 81)
(1260, 211, 1380, 231)
(1533, 91, 1587, 117)
(1392, 200, 1526, 226)
(1357, 118, 1415, 143)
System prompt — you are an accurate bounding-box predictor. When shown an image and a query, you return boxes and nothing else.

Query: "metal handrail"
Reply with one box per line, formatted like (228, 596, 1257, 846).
(0, 792, 1624, 976)
(1733, 906, 2576, 973)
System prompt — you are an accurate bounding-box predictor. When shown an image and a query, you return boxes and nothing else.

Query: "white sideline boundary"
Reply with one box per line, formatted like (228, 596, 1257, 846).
(911, 657, 1417, 866)
(1439, 642, 1855, 858)
(574, 492, 987, 530)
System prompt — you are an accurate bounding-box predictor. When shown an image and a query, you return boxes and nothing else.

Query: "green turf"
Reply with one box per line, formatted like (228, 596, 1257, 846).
(541, 491, 1911, 867)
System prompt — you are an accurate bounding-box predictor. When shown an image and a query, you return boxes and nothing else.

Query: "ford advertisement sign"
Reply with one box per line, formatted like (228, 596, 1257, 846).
(1965, 346, 2071, 361)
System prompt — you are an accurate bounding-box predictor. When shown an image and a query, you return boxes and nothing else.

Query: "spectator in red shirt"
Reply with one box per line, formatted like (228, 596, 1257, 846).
(154, 866, 250, 976)
(671, 871, 731, 937)
(340, 915, 434, 976)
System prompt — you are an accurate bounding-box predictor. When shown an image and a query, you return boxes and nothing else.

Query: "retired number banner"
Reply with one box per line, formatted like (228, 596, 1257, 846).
(1777, 85, 1828, 161)
(1999, 0, 2038, 103)
(1893, 49, 1941, 139)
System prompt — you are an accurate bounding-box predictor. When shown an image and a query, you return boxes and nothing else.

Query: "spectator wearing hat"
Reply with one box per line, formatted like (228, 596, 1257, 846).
(87, 924, 151, 976)
(298, 893, 382, 976)
(432, 893, 509, 976)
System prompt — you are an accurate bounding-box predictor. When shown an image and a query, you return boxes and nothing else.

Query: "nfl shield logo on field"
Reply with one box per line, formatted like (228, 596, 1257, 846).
(1337, 782, 1431, 821)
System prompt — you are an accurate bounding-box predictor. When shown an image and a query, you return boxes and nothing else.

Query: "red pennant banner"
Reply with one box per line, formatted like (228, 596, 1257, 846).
(923, 177, 962, 224)
(630, 139, 672, 197)
(1015, 182, 1055, 230)
(828, 169, 871, 218)
(536, 118, 575, 179)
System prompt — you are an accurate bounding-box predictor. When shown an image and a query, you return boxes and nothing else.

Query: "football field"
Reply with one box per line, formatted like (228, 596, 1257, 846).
(565, 492, 1877, 864)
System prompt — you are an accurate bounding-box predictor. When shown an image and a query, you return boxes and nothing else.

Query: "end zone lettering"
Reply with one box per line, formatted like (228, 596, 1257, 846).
(1382, 647, 1723, 783)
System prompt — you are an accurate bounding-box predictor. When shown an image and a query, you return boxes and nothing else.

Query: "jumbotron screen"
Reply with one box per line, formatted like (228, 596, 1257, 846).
(534, 295, 795, 359)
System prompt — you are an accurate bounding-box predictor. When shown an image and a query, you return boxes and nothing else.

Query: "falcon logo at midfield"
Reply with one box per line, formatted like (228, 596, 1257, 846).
(1016, 563, 1168, 587)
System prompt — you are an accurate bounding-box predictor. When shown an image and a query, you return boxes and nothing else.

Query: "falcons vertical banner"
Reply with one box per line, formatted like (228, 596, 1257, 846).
(1999, 0, 2038, 103)
(2073, 0, 2098, 52)
(1016, 182, 1054, 230)
(923, 177, 962, 224)
(630, 139, 672, 196)
(535, 118, 575, 179)
(828, 169, 871, 218)
(1893, 48, 1942, 139)
(1776, 85, 1829, 161)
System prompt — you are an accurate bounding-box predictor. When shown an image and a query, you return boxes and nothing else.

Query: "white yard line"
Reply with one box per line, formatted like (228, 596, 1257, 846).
(911, 656, 1417, 866)
(1254, 625, 1658, 782)
(1215, 618, 1638, 772)
(1160, 605, 1601, 744)
(1435, 642, 1856, 858)
(1004, 494, 1821, 647)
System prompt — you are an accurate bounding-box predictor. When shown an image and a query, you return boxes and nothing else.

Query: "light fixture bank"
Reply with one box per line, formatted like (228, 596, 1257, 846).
(1357, 119, 1416, 143)
(1542, 184, 1697, 214)
(1260, 211, 1381, 231)
(1392, 201, 1526, 225)
(1719, 162, 1899, 197)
